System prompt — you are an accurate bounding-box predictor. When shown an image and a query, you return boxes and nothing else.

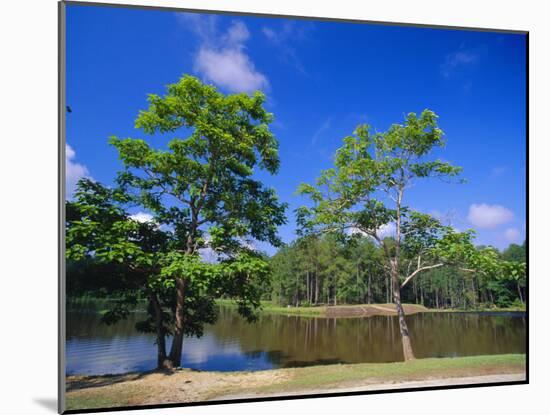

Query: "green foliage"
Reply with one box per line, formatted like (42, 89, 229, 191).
(66, 179, 168, 327)
(268, 234, 526, 309)
(66, 179, 165, 267)
(110, 75, 286, 255)
(269, 235, 387, 306)
(66, 75, 287, 367)
(296, 110, 462, 245)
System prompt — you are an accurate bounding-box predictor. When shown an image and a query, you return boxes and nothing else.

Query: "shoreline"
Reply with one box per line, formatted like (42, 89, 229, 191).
(66, 354, 526, 411)
(216, 299, 526, 318)
(67, 297, 526, 318)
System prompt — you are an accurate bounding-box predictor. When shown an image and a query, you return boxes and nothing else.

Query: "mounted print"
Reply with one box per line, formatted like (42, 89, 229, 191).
(59, 1, 528, 413)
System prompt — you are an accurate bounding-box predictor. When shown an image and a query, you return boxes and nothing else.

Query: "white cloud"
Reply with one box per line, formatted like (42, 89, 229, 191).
(441, 49, 478, 78)
(66, 143, 90, 197)
(176, 13, 218, 42)
(262, 27, 277, 41)
(261, 22, 308, 75)
(311, 118, 331, 145)
(198, 233, 220, 263)
(178, 14, 268, 93)
(130, 212, 154, 223)
(347, 222, 396, 240)
(224, 20, 249, 45)
(194, 47, 268, 93)
(377, 222, 396, 239)
(504, 227, 521, 243)
(467, 203, 514, 229)
(199, 236, 256, 263)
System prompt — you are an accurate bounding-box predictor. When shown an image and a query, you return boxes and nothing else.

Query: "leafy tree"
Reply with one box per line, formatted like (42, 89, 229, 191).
(296, 110, 480, 361)
(108, 75, 287, 368)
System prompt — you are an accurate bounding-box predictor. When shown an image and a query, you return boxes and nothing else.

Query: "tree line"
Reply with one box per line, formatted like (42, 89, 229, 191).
(267, 234, 526, 310)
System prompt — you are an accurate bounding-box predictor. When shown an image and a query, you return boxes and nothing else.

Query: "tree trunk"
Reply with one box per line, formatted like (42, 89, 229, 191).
(391, 265, 415, 361)
(168, 277, 186, 367)
(517, 282, 524, 304)
(368, 273, 372, 304)
(306, 270, 310, 304)
(150, 293, 171, 370)
(471, 277, 477, 307)
(356, 263, 360, 304)
(386, 275, 391, 304)
(295, 272, 300, 307)
(315, 271, 319, 305)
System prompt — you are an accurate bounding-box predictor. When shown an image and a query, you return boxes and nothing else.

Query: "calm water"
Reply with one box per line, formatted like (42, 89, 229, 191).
(66, 307, 526, 375)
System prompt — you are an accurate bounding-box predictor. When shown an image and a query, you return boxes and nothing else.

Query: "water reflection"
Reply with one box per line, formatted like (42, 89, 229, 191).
(66, 307, 526, 375)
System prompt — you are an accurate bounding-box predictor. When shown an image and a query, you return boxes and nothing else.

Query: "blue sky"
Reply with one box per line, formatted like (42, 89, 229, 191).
(65, 4, 526, 253)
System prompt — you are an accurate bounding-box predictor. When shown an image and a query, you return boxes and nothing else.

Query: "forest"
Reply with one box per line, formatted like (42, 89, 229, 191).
(266, 235, 526, 309)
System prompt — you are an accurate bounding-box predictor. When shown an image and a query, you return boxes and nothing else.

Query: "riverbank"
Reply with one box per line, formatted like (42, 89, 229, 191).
(65, 354, 526, 411)
(216, 299, 525, 318)
(216, 299, 430, 317)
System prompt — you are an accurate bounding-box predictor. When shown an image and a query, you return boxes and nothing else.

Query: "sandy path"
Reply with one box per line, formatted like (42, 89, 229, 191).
(214, 373, 526, 400)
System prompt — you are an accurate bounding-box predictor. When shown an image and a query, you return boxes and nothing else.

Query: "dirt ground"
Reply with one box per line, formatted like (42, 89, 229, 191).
(66, 368, 292, 408)
(325, 303, 429, 317)
(65, 355, 526, 410)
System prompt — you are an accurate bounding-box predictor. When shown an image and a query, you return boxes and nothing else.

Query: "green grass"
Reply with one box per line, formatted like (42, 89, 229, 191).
(65, 390, 134, 411)
(436, 305, 526, 313)
(256, 354, 526, 393)
(216, 298, 526, 317)
(216, 298, 326, 316)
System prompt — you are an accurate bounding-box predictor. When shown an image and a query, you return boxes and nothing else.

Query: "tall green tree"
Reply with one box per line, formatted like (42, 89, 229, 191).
(109, 75, 287, 368)
(297, 110, 474, 361)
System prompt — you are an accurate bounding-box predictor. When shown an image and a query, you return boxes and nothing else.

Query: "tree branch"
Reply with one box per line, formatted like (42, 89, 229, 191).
(401, 263, 444, 288)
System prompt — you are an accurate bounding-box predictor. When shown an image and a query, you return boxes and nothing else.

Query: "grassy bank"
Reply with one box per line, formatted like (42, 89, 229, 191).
(216, 299, 524, 318)
(216, 299, 525, 317)
(440, 305, 526, 313)
(216, 299, 429, 317)
(68, 297, 525, 317)
(216, 298, 326, 316)
(66, 354, 526, 411)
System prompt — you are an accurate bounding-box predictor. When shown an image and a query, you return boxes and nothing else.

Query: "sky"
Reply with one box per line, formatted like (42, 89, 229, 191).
(65, 4, 527, 253)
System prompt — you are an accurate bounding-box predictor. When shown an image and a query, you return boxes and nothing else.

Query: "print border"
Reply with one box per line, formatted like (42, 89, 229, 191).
(58, 1, 529, 413)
